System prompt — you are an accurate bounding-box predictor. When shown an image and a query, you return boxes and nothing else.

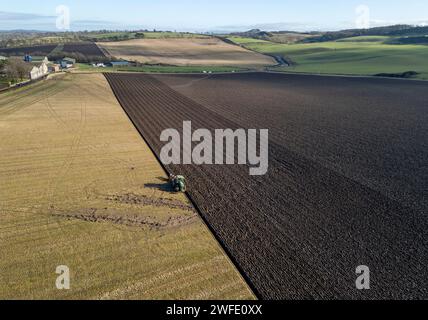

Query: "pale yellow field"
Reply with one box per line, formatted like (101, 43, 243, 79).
(0, 73, 254, 300)
(98, 38, 276, 67)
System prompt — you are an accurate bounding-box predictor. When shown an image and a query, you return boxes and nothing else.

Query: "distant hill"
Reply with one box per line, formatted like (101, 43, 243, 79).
(230, 25, 428, 44)
(386, 35, 428, 45)
(230, 29, 273, 40)
(301, 25, 428, 43)
(230, 29, 315, 44)
(2, 25, 428, 48)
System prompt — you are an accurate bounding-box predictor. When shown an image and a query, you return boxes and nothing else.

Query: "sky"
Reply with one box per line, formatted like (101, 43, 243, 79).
(0, 0, 427, 32)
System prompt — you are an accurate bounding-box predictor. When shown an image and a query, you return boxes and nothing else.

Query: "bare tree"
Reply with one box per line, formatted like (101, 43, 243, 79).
(4, 61, 18, 81)
(5, 58, 32, 82)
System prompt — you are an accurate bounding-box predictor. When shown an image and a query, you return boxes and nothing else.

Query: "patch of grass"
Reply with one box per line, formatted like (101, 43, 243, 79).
(336, 36, 390, 43)
(49, 44, 64, 55)
(117, 65, 246, 73)
(76, 63, 246, 74)
(228, 37, 272, 45)
(228, 36, 428, 79)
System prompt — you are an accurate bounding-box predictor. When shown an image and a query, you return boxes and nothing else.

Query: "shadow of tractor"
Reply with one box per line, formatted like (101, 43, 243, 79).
(144, 177, 173, 192)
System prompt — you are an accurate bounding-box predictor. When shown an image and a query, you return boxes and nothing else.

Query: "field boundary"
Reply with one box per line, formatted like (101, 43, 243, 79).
(0, 74, 50, 94)
(103, 73, 259, 299)
(219, 36, 289, 67)
(103, 72, 428, 299)
(95, 42, 112, 58)
(265, 69, 428, 82)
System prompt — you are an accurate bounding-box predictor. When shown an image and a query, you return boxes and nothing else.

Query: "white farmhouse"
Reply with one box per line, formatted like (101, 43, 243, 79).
(30, 57, 49, 80)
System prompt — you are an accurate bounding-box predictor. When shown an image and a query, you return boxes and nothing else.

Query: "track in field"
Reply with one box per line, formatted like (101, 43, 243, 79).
(105, 72, 428, 300)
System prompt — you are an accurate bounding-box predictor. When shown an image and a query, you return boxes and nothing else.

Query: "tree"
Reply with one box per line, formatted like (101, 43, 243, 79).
(0, 60, 6, 73)
(4, 58, 32, 82)
(4, 62, 18, 82)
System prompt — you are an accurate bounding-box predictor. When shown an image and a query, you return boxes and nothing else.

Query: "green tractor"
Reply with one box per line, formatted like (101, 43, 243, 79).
(169, 174, 187, 193)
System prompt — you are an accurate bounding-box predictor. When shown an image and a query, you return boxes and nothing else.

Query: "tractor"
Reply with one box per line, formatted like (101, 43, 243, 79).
(169, 174, 187, 193)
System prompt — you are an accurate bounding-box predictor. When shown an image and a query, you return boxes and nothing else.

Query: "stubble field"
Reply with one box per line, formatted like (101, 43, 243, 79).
(105, 72, 428, 300)
(0, 73, 253, 300)
(98, 38, 275, 67)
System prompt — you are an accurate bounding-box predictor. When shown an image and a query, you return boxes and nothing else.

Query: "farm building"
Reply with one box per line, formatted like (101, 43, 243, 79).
(107, 61, 130, 67)
(59, 57, 76, 69)
(29, 57, 49, 80)
(48, 64, 61, 73)
(93, 63, 106, 68)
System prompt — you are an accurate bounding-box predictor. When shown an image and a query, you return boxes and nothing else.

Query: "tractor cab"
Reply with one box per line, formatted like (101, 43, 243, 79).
(169, 174, 187, 193)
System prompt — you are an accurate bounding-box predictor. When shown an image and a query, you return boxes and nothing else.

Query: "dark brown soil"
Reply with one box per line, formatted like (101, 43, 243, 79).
(0, 45, 58, 56)
(105, 72, 428, 300)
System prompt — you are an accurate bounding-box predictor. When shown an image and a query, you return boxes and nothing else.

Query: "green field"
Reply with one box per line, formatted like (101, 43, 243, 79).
(229, 36, 428, 79)
(76, 63, 246, 74)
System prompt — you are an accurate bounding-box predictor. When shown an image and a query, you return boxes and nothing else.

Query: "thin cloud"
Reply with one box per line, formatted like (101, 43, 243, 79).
(0, 11, 121, 31)
(74, 19, 118, 25)
(0, 11, 55, 21)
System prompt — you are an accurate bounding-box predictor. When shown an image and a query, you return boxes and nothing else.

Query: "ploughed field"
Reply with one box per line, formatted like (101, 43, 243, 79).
(0, 42, 105, 58)
(0, 44, 58, 56)
(105, 72, 428, 300)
